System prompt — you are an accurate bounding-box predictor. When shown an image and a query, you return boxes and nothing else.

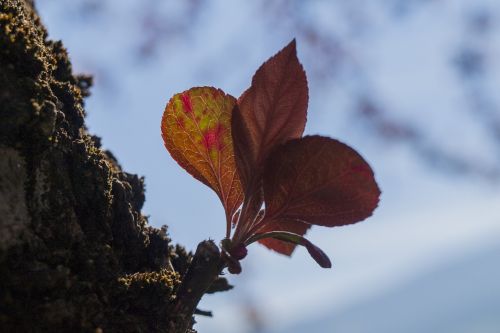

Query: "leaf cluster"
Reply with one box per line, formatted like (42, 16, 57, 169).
(161, 40, 380, 273)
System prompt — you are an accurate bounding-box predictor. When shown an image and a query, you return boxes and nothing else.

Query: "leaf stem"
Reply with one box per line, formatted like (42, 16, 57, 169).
(231, 193, 252, 243)
(242, 216, 269, 243)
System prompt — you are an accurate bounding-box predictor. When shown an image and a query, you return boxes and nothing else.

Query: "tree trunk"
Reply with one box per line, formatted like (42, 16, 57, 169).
(0, 1, 229, 331)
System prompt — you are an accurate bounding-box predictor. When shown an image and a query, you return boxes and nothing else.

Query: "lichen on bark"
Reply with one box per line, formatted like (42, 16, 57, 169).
(0, 1, 229, 332)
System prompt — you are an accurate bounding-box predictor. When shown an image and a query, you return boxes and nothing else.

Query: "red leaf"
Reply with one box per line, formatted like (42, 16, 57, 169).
(256, 219, 310, 256)
(232, 39, 308, 194)
(263, 136, 380, 227)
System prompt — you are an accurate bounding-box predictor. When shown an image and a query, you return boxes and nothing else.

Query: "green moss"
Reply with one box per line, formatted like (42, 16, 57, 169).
(111, 270, 182, 331)
(119, 269, 181, 294)
(0, 0, 58, 147)
(1, 1, 200, 332)
(0, 4, 54, 76)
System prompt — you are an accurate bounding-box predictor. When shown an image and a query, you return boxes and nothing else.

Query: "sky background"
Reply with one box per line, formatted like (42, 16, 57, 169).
(37, 1, 500, 332)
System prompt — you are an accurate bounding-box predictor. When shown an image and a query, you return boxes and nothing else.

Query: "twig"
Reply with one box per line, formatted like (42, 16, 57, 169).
(168, 240, 225, 333)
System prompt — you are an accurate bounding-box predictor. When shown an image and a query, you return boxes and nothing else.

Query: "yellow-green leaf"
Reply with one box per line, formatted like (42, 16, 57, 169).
(161, 87, 243, 226)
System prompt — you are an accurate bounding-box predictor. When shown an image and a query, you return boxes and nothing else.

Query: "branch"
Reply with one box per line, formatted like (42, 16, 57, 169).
(168, 240, 225, 333)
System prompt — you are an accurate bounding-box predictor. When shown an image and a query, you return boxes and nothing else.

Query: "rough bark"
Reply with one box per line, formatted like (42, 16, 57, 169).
(0, 0, 230, 332)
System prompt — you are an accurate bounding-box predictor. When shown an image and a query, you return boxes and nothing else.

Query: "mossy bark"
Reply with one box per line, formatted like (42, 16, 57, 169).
(0, 1, 229, 332)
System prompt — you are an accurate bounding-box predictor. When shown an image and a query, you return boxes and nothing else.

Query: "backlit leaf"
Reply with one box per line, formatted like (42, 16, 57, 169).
(161, 87, 243, 223)
(246, 231, 331, 268)
(263, 136, 380, 227)
(232, 39, 308, 195)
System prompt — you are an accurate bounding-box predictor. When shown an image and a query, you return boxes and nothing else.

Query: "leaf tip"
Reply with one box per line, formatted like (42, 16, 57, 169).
(283, 38, 298, 57)
(305, 242, 332, 269)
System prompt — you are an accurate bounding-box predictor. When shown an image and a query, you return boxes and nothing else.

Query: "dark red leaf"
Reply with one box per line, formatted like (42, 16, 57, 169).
(263, 135, 380, 227)
(232, 39, 308, 194)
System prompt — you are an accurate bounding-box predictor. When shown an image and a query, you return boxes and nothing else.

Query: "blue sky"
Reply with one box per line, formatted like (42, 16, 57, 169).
(37, 1, 500, 332)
